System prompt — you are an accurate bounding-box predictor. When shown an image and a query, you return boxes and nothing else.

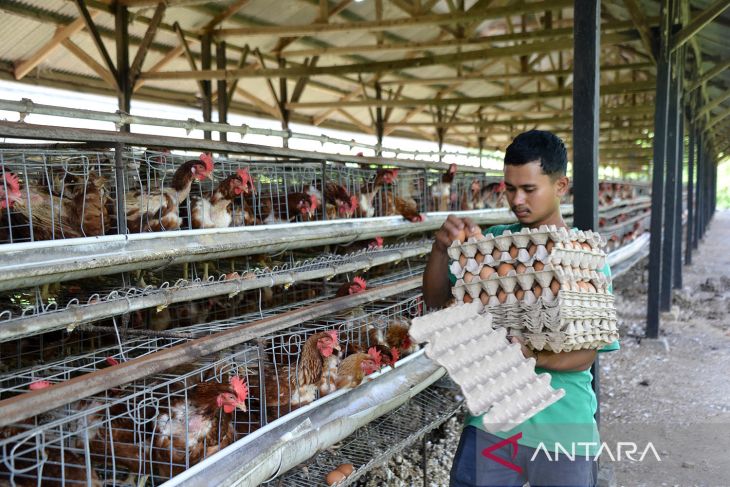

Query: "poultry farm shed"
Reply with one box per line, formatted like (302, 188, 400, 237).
(0, 131, 659, 487)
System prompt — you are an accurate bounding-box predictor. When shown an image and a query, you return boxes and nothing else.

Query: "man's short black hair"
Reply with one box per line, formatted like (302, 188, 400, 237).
(504, 130, 567, 177)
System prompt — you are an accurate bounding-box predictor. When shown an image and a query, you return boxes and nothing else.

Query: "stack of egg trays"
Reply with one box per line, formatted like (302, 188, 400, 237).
(410, 302, 565, 433)
(447, 225, 618, 353)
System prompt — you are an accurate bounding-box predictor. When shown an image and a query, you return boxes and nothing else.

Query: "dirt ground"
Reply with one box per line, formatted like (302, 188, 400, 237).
(360, 210, 730, 487)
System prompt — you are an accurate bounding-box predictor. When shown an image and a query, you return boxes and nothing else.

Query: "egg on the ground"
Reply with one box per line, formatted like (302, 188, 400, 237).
(326, 470, 346, 485)
(336, 464, 354, 477)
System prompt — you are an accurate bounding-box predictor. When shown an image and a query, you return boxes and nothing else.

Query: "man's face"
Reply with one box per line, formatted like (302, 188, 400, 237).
(504, 161, 569, 226)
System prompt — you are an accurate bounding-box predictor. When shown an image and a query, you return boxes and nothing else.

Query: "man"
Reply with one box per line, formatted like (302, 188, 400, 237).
(423, 130, 619, 487)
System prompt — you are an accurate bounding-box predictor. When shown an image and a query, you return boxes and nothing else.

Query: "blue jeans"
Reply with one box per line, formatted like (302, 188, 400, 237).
(450, 426, 597, 487)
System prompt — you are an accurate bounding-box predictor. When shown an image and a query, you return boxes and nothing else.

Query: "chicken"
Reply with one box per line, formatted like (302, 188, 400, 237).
(431, 163, 457, 211)
(191, 168, 254, 229)
(482, 181, 507, 208)
(318, 347, 343, 397)
(323, 181, 358, 218)
(356, 168, 397, 218)
(152, 376, 248, 478)
(390, 192, 425, 222)
(260, 330, 340, 417)
(343, 322, 400, 368)
(335, 347, 382, 390)
(260, 191, 319, 224)
(339, 236, 384, 254)
(335, 276, 367, 298)
(386, 319, 419, 358)
(125, 153, 214, 233)
(461, 179, 485, 211)
(0, 170, 84, 242)
(67, 171, 113, 237)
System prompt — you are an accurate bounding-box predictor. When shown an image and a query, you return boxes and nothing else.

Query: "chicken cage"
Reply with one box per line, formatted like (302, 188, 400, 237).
(0, 283, 425, 487)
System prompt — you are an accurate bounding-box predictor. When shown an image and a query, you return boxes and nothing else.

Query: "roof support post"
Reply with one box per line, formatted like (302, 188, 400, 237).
(375, 82, 384, 156)
(217, 41, 229, 144)
(115, 1, 131, 130)
(201, 31, 213, 140)
(685, 100, 695, 264)
(646, 0, 674, 338)
(571, 0, 601, 426)
(659, 27, 681, 311)
(672, 45, 686, 290)
(278, 57, 290, 148)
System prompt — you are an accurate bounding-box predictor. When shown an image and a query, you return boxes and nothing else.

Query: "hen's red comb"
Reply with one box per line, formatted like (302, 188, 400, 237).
(199, 153, 214, 173)
(309, 194, 319, 211)
(389, 347, 399, 364)
(353, 276, 367, 289)
(230, 376, 249, 402)
(349, 195, 359, 211)
(368, 347, 382, 366)
(2, 172, 20, 193)
(29, 380, 52, 391)
(237, 168, 253, 184)
(105, 356, 120, 366)
(326, 329, 339, 345)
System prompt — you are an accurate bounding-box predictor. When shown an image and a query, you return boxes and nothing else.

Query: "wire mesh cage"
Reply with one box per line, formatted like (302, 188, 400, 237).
(0, 344, 262, 486)
(0, 150, 119, 244)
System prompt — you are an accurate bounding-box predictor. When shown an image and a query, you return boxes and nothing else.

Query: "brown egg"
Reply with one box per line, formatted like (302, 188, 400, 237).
(463, 272, 475, 283)
(585, 282, 597, 293)
(515, 289, 525, 300)
(480, 292, 489, 305)
(577, 281, 589, 292)
(336, 464, 354, 477)
(533, 284, 543, 298)
(497, 262, 514, 277)
(480, 266, 495, 280)
(492, 247, 502, 260)
(463, 294, 474, 303)
(497, 289, 508, 303)
(508, 245, 519, 259)
(549, 279, 561, 296)
(573, 240, 583, 250)
(546, 240, 554, 252)
(475, 252, 485, 264)
(528, 243, 537, 256)
(515, 263, 527, 274)
(326, 470, 346, 485)
(458, 254, 468, 267)
(533, 261, 545, 271)
(581, 242, 592, 251)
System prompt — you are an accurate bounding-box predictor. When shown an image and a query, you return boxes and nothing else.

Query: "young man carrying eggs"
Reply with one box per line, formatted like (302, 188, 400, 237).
(423, 130, 619, 487)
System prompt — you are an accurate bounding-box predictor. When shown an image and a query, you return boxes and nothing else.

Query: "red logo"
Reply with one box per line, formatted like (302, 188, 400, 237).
(481, 432, 523, 474)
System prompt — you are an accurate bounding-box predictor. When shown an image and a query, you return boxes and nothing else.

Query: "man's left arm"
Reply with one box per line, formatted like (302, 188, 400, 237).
(511, 337, 596, 371)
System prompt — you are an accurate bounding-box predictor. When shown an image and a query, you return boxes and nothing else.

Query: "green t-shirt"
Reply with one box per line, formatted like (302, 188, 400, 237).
(447, 223, 620, 456)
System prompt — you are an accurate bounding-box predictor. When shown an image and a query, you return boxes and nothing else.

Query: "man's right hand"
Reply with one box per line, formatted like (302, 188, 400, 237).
(433, 215, 480, 253)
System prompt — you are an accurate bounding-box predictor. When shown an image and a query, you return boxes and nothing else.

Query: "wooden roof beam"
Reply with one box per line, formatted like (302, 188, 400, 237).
(287, 81, 655, 109)
(215, 0, 574, 37)
(670, 0, 730, 52)
(72, 0, 118, 82)
(13, 10, 101, 80)
(688, 58, 730, 92)
(693, 88, 730, 122)
(621, 0, 657, 63)
(60, 39, 116, 87)
(141, 32, 639, 81)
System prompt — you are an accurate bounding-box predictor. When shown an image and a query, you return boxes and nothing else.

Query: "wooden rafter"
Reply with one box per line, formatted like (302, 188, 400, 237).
(13, 11, 101, 80)
(290, 56, 319, 103)
(201, 0, 250, 33)
(140, 32, 639, 82)
(215, 0, 573, 38)
(73, 0, 118, 81)
(60, 39, 116, 87)
(671, 0, 730, 52)
(129, 2, 166, 84)
(274, 0, 354, 53)
(622, 0, 657, 63)
(694, 89, 730, 122)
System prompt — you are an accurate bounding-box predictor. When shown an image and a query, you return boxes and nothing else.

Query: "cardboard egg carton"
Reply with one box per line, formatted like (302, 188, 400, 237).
(448, 226, 618, 353)
(448, 225, 606, 272)
(410, 303, 565, 433)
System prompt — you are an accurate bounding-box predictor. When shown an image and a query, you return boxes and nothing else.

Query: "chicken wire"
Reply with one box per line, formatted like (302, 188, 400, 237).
(0, 344, 262, 487)
(0, 149, 119, 244)
(269, 376, 463, 487)
(258, 290, 423, 421)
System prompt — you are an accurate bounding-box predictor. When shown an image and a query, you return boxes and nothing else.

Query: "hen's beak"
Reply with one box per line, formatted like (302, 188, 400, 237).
(236, 402, 248, 412)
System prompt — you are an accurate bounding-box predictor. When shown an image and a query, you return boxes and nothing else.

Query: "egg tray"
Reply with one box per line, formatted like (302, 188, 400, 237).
(447, 225, 607, 271)
(451, 264, 610, 301)
(410, 303, 565, 433)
